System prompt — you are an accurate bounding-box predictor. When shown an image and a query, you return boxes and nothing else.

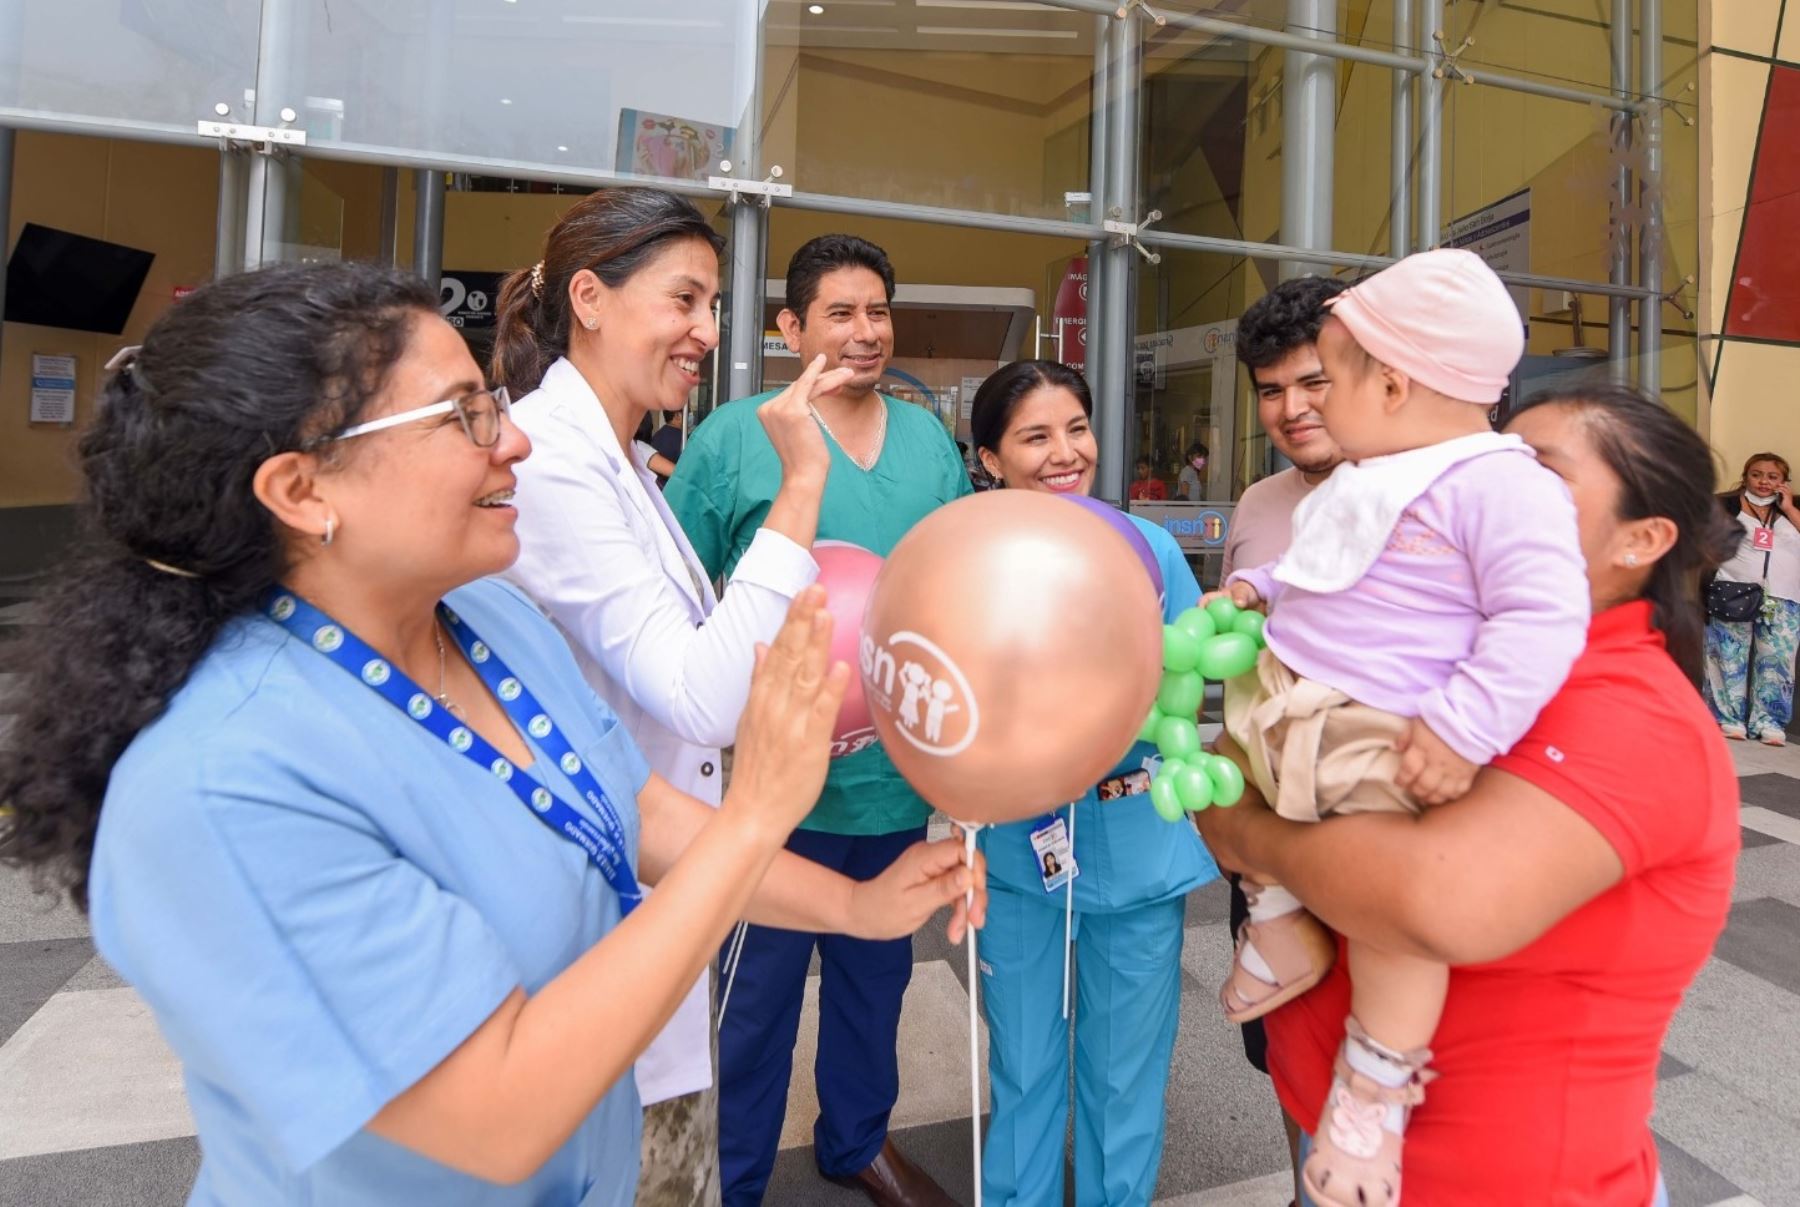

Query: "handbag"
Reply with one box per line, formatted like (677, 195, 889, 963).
(1708, 508, 1771, 621)
(1707, 578, 1765, 623)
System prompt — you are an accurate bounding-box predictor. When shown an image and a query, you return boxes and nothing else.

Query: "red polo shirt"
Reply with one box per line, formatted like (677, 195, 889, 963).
(1266, 601, 1739, 1205)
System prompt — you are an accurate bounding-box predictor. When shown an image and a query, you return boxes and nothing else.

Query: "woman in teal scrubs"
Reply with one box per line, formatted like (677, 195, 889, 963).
(969, 360, 1219, 1206)
(0, 262, 985, 1206)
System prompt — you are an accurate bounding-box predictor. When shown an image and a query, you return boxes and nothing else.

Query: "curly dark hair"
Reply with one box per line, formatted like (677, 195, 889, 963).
(1236, 275, 1347, 378)
(1508, 383, 1741, 686)
(0, 261, 436, 909)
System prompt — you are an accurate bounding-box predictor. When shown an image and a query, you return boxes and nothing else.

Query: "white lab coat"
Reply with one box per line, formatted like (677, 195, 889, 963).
(505, 357, 819, 1104)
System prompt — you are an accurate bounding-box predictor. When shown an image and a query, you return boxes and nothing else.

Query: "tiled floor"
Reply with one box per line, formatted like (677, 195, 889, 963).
(2, 577, 1796, 1204)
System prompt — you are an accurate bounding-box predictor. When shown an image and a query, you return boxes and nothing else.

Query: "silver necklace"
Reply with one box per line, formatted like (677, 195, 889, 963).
(432, 623, 464, 717)
(810, 399, 887, 472)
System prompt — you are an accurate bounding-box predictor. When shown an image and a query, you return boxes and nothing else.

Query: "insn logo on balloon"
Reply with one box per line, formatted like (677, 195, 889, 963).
(860, 630, 981, 757)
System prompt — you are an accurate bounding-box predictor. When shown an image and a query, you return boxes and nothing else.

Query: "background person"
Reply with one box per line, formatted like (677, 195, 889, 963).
(0, 262, 987, 1207)
(667, 234, 972, 1207)
(1128, 455, 1166, 501)
(651, 407, 687, 486)
(1704, 452, 1800, 744)
(968, 359, 1218, 1206)
(1218, 273, 1347, 1203)
(1176, 441, 1210, 501)
(1198, 382, 1740, 1207)
(488, 186, 851, 1204)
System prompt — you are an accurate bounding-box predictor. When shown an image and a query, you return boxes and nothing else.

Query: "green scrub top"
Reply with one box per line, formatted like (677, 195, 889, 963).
(667, 390, 973, 835)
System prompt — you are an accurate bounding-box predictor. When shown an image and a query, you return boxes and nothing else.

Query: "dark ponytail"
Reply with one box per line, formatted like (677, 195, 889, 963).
(1509, 383, 1741, 685)
(490, 187, 724, 398)
(0, 261, 436, 909)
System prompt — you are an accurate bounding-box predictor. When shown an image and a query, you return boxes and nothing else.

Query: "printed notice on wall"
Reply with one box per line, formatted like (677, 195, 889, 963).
(30, 354, 78, 425)
(960, 376, 986, 422)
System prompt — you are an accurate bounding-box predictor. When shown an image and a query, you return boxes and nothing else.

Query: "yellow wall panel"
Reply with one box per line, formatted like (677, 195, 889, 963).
(1709, 339, 1800, 483)
(1709, 0, 1782, 56)
(1, 133, 217, 509)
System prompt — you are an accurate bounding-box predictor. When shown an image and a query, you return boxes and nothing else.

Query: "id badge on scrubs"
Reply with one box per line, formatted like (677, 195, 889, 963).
(1754, 525, 1775, 551)
(1031, 815, 1078, 893)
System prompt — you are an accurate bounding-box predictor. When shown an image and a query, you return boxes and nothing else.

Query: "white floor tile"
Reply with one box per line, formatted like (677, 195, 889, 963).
(779, 960, 989, 1151)
(1653, 1071, 1800, 1206)
(1155, 1170, 1294, 1206)
(0, 864, 90, 944)
(1740, 806, 1800, 846)
(0, 988, 193, 1159)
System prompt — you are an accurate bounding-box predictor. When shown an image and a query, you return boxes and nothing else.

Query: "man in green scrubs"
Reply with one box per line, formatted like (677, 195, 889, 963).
(668, 235, 970, 1207)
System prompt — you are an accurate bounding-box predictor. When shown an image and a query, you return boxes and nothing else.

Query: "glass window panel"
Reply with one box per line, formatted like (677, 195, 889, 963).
(761, 0, 1095, 218)
(0, 0, 259, 133)
(268, 0, 752, 180)
(1143, 8, 1395, 257)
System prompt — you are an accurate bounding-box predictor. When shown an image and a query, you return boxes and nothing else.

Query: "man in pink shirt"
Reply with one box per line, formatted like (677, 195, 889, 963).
(1219, 274, 1349, 1206)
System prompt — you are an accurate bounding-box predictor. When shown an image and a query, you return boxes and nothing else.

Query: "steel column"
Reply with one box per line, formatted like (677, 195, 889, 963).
(412, 169, 444, 289)
(1094, 10, 1139, 504)
(1281, 0, 1337, 278)
(1638, 0, 1663, 395)
(1608, 0, 1634, 381)
(723, 0, 767, 402)
(214, 147, 247, 279)
(1391, 0, 1414, 259)
(0, 127, 12, 377)
(1084, 13, 1109, 388)
(378, 166, 399, 265)
(243, 0, 299, 268)
(1415, 0, 1445, 250)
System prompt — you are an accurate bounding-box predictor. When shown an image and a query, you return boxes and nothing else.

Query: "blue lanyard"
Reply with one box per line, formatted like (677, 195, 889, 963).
(263, 589, 642, 914)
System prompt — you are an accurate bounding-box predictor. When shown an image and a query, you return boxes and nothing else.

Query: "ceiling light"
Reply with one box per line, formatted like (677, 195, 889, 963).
(556, 144, 569, 152)
(499, 97, 512, 105)
(809, 4, 825, 12)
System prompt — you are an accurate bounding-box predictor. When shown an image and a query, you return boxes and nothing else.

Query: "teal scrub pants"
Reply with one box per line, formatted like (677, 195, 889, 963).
(978, 885, 1187, 1206)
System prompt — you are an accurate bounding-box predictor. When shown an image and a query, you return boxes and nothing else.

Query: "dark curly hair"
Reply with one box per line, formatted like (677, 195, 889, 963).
(0, 261, 436, 909)
(489, 187, 724, 398)
(1236, 275, 1347, 379)
(1507, 383, 1741, 686)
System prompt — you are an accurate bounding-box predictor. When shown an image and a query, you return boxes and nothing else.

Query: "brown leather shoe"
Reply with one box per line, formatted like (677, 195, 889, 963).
(822, 1138, 959, 1207)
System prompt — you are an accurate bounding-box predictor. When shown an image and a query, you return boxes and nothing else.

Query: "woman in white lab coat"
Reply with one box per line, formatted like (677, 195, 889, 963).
(490, 187, 853, 1203)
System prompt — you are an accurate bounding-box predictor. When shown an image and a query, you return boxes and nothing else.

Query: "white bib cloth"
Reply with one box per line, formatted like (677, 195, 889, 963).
(1274, 431, 1529, 595)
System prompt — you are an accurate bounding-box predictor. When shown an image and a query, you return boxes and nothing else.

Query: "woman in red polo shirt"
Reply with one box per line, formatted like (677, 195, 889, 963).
(1195, 382, 1742, 1207)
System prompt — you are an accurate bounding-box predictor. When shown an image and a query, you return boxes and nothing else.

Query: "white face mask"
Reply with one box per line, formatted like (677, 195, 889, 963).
(1746, 491, 1779, 506)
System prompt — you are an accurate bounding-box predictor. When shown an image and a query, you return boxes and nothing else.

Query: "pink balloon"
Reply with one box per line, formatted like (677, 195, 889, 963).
(859, 491, 1162, 824)
(814, 541, 883, 758)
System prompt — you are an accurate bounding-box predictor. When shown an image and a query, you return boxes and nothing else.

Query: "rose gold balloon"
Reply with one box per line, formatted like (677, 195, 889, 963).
(859, 490, 1162, 825)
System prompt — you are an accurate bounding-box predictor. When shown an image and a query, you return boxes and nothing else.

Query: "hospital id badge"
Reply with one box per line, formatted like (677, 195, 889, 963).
(1754, 526, 1775, 551)
(1031, 814, 1078, 893)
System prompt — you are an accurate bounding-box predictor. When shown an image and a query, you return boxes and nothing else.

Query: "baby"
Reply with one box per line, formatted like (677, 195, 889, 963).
(1214, 249, 1589, 1207)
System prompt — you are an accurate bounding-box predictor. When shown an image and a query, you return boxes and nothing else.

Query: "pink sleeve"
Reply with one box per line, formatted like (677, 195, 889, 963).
(1416, 458, 1591, 764)
(1226, 561, 1283, 606)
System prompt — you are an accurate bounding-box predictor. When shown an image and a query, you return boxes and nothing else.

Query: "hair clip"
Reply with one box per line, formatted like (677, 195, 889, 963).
(144, 558, 201, 579)
(529, 261, 546, 298)
(105, 345, 143, 372)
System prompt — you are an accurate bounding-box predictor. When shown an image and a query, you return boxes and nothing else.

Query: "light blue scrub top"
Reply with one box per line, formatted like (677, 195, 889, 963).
(979, 515, 1220, 910)
(89, 579, 651, 1206)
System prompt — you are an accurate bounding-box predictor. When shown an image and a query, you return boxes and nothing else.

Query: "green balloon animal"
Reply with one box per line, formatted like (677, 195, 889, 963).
(1139, 603, 1265, 821)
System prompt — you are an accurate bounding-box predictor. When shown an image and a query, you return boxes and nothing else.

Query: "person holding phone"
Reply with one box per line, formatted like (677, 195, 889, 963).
(1705, 451, 1800, 743)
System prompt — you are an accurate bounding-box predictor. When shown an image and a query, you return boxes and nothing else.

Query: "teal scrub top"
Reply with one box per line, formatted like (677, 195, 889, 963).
(89, 579, 650, 1207)
(979, 514, 1220, 911)
(666, 391, 972, 836)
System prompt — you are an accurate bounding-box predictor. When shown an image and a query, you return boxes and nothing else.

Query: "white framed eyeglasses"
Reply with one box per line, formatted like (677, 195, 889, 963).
(324, 386, 513, 448)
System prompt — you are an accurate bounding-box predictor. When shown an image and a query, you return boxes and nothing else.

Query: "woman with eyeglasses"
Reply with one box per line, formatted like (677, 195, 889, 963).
(488, 188, 868, 1201)
(0, 261, 986, 1206)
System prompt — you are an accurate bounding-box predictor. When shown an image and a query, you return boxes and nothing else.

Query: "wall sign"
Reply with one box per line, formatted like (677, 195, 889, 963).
(30, 353, 77, 425)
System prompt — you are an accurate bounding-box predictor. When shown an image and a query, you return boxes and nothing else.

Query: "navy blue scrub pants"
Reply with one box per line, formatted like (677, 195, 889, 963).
(717, 826, 924, 1206)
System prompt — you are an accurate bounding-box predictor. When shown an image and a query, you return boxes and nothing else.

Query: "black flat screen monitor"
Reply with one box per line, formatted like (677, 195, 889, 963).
(5, 223, 156, 335)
